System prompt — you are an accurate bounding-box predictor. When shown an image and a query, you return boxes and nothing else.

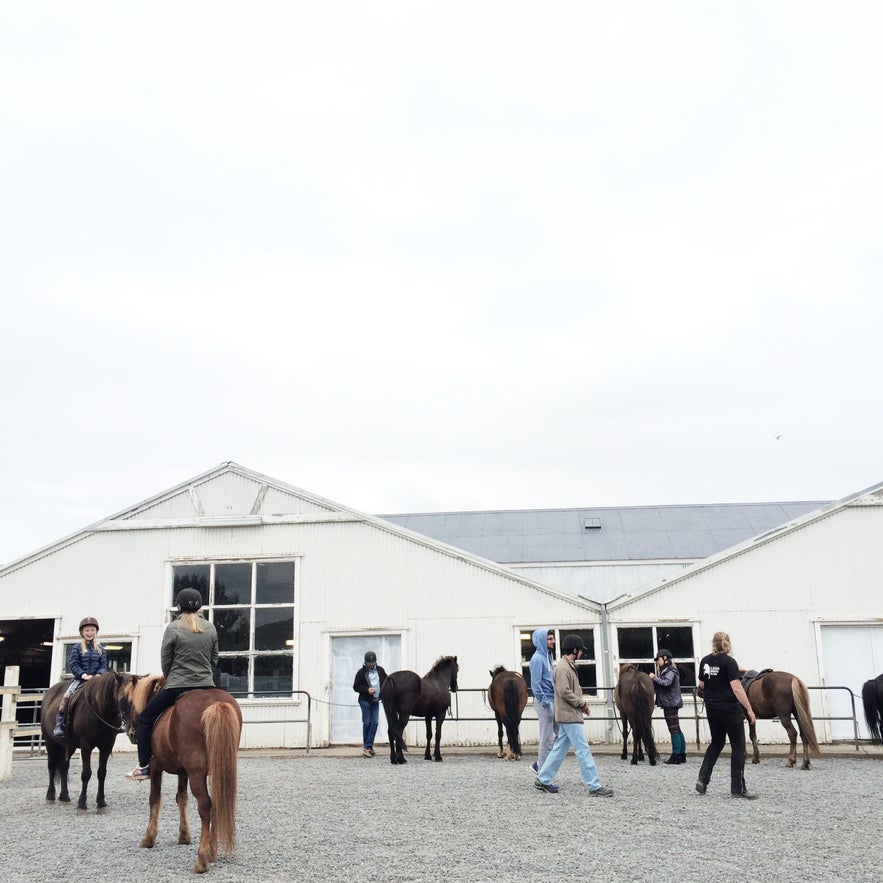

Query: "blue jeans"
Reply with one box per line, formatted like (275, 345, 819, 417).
(537, 722, 602, 790)
(359, 699, 380, 750)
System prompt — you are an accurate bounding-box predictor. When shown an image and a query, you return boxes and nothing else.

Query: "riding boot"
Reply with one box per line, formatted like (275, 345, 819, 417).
(663, 753, 679, 764)
(52, 712, 65, 738)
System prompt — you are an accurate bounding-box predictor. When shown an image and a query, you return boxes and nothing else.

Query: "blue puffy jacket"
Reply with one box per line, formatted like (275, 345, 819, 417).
(68, 641, 108, 680)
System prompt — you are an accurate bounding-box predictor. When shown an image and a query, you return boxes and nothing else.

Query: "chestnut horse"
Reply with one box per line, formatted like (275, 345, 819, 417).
(488, 666, 528, 760)
(746, 670, 821, 769)
(41, 671, 140, 811)
(861, 673, 883, 744)
(381, 655, 458, 764)
(131, 675, 242, 874)
(614, 663, 659, 766)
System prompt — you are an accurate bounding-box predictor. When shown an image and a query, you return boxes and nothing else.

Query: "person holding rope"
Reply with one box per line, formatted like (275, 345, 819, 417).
(127, 588, 218, 781)
(353, 650, 387, 757)
(53, 616, 108, 738)
(650, 648, 686, 764)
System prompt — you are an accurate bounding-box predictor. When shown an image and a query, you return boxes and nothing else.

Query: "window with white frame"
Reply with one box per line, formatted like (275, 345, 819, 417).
(172, 560, 295, 698)
(615, 624, 696, 688)
(520, 626, 598, 696)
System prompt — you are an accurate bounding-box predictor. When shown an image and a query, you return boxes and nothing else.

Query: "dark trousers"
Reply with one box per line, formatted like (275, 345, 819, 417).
(135, 686, 212, 767)
(698, 706, 747, 794)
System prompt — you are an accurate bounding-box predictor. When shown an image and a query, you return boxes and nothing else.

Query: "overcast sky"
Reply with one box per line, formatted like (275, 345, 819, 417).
(2, 3, 882, 565)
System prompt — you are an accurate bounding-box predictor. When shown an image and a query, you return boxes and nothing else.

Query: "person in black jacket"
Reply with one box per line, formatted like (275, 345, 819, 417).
(650, 648, 685, 764)
(353, 651, 387, 757)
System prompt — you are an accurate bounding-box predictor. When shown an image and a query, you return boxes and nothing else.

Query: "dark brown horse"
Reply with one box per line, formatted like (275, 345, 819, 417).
(746, 670, 821, 769)
(41, 671, 140, 811)
(861, 673, 883, 743)
(381, 655, 458, 764)
(131, 675, 242, 874)
(488, 666, 528, 760)
(614, 663, 659, 766)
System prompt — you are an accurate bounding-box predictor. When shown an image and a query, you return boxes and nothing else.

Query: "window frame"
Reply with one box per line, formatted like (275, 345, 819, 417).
(614, 623, 698, 687)
(520, 625, 600, 697)
(169, 557, 299, 700)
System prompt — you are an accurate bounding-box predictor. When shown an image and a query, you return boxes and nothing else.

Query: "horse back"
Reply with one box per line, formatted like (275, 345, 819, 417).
(748, 670, 800, 718)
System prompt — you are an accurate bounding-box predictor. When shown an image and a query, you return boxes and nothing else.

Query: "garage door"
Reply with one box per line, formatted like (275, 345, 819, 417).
(820, 625, 883, 740)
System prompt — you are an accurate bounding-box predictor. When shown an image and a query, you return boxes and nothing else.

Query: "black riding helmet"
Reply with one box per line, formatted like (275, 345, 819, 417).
(655, 648, 673, 661)
(176, 588, 203, 613)
(364, 651, 377, 664)
(561, 634, 585, 654)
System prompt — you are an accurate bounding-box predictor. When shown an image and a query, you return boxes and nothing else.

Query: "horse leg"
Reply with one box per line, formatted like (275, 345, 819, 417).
(76, 746, 92, 811)
(140, 771, 163, 849)
(780, 715, 798, 768)
(424, 716, 433, 760)
(395, 714, 410, 764)
(495, 712, 504, 758)
(620, 713, 629, 761)
(45, 743, 59, 802)
(631, 719, 640, 765)
(749, 719, 760, 764)
(188, 773, 214, 874)
(176, 772, 192, 845)
(94, 746, 110, 811)
(432, 716, 444, 762)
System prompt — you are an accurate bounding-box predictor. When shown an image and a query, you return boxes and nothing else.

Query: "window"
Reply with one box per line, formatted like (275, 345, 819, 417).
(172, 560, 296, 698)
(61, 641, 132, 676)
(615, 625, 696, 688)
(520, 627, 598, 696)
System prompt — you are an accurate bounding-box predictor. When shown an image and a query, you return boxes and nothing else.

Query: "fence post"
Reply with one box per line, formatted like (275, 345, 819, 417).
(1, 666, 21, 782)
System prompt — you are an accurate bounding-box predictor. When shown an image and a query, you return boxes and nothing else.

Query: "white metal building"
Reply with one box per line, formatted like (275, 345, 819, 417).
(607, 481, 883, 743)
(0, 463, 603, 749)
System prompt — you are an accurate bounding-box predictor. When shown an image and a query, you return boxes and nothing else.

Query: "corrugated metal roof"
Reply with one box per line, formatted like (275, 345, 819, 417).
(378, 501, 830, 564)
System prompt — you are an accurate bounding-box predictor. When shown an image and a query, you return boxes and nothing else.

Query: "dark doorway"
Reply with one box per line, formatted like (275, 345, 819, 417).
(0, 618, 54, 689)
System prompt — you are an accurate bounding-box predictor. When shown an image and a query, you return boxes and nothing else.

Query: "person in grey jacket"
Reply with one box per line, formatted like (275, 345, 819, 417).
(528, 628, 557, 774)
(127, 588, 219, 780)
(650, 648, 686, 764)
(534, 634, 613, 797)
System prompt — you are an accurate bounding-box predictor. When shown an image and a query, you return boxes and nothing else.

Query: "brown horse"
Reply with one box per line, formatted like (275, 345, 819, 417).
(860, 673, 883, 744)
(746, 670, 821, 769)
(381, 655, 458, 764)
(488, 666, 528, 760)
(614, 663, 659, 766)
(131, 675, 242, 874)
(41, 671, 140, 811)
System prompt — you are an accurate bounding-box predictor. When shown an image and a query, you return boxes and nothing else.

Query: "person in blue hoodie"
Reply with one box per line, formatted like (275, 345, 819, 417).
(529, 628, 557, 774)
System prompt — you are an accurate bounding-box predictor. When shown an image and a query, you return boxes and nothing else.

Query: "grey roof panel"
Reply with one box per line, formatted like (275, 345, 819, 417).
(379, 502, 829, 564)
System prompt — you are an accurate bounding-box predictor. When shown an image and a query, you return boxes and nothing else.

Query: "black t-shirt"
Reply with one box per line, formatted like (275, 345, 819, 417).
(699, 652, 741, 710)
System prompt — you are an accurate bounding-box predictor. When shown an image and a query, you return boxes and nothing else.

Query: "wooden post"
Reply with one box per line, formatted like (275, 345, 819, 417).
(0, 666, 21, 782)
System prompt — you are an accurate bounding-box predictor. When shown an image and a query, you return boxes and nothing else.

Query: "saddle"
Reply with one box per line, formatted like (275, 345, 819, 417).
(741, 668, 773, 693)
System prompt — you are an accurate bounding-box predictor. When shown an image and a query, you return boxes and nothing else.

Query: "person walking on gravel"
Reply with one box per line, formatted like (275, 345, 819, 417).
(695, 631, 758, 799)
(528, 627, 557, 774)
(534, 634, 613, 797)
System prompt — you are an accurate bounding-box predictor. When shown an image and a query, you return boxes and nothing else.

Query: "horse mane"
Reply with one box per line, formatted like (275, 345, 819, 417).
(429, 655, 457, 672)
(132, 674, 165, 713)
(82, 670, 116, 704)
(489, 665, 506, 678)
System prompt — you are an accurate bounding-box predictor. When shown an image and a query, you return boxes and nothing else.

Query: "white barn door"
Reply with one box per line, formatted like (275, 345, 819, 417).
(820, 625, 883, 740)
(330, 635, 401, 744)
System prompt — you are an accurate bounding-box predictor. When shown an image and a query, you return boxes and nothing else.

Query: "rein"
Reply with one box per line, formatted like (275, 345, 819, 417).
(80, 685, 126, 733)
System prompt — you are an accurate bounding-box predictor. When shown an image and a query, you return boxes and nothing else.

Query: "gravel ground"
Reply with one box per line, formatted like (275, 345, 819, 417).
(2, 749, 881, 882)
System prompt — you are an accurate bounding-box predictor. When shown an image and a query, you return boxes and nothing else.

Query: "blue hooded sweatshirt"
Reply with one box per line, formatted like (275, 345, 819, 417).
(529, 628, 555, 707)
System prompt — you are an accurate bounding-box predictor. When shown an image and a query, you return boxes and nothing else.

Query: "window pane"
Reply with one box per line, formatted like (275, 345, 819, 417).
(61, 641, 132, 675)
(255, 607, 294, 651)
(215, 563, 252, 605)
(256, 562, 295, 604)
(217, 656, 249, 693)
(560, 629, 595, 660)
(215, 608, 250, 652)
(656, 626, 694, 660)
(618, 627, 653, 659)
(254, 655, 293, 696)
(575, 663, 597, 694)
(173, 566, 210, 608)
(678, 663, 697, 689)
(520, 630, 535, 693)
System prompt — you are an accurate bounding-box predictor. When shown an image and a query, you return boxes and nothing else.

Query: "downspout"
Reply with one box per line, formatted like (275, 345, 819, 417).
(600, 602, 616, 744)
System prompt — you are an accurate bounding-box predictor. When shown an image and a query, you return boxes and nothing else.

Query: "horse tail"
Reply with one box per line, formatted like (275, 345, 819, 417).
(203, 702, 241, 855)
(862, 680, 883, 744)
(381, 676, 406, 750)
(502, 679, 522, 755)
(631, 680, 658, 762)
(791, 677, 821, 757)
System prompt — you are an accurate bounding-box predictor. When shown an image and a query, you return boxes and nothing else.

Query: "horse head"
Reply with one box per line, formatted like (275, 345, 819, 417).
(430, 655, 459, 692)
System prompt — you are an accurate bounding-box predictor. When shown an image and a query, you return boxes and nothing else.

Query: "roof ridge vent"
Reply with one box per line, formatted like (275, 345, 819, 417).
(583, 517, 602, 530)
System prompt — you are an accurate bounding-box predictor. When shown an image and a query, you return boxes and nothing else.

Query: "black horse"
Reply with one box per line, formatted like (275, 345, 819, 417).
(614, 663, 659, 766)
(862, 673, 883, 744)
(40, 671, 140, 811)
(381, 655, 458, 764)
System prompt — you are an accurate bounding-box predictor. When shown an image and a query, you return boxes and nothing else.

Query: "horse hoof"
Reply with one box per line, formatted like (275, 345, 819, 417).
(77, 805, 88, 812)
(96, 805, 108, 814)
(59, 796, 71, 803)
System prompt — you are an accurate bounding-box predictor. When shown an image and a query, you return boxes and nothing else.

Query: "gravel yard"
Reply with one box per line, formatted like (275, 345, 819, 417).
(2, 749, 881, 882)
